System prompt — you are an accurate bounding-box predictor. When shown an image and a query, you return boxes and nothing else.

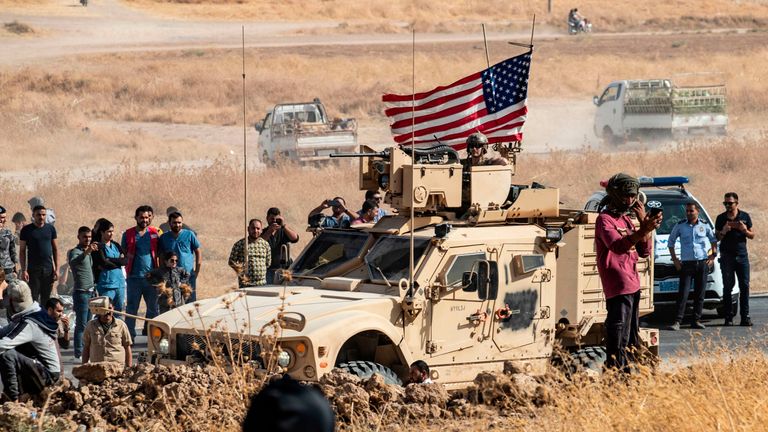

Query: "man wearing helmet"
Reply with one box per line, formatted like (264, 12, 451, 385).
(594, 173, 662, 372)
(464, 132, 508, 167)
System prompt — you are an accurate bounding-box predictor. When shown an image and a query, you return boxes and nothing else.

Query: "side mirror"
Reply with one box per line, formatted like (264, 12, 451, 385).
(461, 271, 477, 292)
(254, 123, 263, 133)
(593, 96, 600, 106)
(487, 261, 499, 300)
(477, 261, 490, 299)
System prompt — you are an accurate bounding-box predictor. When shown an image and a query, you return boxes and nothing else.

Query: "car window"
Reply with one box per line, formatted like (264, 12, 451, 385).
(599, 85, 620, 104)
(444, 253, 486, 288)
(646, 196, 710, 235)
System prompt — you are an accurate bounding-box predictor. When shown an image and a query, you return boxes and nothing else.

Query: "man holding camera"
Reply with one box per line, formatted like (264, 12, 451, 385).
(595, 173, 661, 372)
(307, 197, 356, 229)
(261, 208, 299, 284)
(716, 192, 755, 326)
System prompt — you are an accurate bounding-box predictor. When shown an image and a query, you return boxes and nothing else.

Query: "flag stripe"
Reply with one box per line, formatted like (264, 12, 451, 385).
(384, 84, 483, 117)
(390, 94, 485, 131)
(382, 72, 482, 104)
(393, 102, 527, 144)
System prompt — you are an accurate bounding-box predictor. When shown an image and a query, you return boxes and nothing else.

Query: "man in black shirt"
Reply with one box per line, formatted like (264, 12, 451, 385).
(715, 192, 756, 326)
(19, 205, 59, 305)
(261, 207, 299, 284)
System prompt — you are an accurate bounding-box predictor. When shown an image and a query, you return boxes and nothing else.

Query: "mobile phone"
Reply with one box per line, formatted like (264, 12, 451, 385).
(648, 207, 663, 217)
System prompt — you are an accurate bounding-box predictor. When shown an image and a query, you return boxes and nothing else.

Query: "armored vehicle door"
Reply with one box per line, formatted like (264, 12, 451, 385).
(427, 247, 488, 360)
(490, 246, 554, 352)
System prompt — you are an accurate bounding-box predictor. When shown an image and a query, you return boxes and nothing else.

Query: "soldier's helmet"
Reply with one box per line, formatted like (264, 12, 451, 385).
(466, 132, 489, 150)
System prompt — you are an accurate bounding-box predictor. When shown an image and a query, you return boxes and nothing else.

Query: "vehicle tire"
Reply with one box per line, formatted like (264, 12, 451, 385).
(336, 360, 403, 386)
(572, 346, 607, 373)
(602, 127, 617, 146)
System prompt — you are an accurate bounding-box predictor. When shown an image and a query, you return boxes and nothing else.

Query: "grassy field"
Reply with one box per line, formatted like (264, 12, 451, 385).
(1, 134, 764, 299)
(2, 32, 766, 160)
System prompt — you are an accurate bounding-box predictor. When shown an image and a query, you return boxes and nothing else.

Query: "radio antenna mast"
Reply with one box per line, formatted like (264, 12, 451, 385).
(242, 26, 249, 281)
(408, 26, 416, 295)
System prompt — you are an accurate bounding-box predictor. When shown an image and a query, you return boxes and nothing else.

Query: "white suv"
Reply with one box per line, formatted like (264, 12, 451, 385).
(585, 176, 737, 317)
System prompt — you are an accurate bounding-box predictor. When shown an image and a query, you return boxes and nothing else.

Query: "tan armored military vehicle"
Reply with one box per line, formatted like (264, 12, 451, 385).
(146, 142, 659, 386)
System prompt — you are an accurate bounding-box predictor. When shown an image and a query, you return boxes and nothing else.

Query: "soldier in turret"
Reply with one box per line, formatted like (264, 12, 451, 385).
(463, 132, 508, 167)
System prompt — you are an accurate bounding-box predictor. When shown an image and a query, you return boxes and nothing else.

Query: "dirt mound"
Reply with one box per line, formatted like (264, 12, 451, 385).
(0, 364, 558, 430)
(317, 368, 554, 430)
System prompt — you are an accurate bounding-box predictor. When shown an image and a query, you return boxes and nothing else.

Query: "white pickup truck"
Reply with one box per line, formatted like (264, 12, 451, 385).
(255, 99, 358, 163)
(593, 79, 727, 143)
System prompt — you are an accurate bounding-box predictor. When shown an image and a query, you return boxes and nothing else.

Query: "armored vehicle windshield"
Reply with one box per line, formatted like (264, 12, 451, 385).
(292, 230, 369, 277)
(365, 236, 431, 283)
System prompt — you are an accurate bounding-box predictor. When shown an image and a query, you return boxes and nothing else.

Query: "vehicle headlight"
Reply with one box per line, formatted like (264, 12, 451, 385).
(158, 338, 170, 355)
(277, 350, 292, 368)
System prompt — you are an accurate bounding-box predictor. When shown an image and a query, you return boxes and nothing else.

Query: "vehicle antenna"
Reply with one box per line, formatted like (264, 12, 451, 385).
(408, 25, 416, 296)
(242, 26, 249, 280)
(481, 23, 491, 68)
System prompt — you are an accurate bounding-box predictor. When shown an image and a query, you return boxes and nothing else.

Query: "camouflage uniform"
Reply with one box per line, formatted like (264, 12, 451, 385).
(228, 237, 271, 287)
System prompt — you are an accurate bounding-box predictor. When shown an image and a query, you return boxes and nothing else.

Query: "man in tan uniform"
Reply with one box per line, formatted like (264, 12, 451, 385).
(82, 302, 132, 367)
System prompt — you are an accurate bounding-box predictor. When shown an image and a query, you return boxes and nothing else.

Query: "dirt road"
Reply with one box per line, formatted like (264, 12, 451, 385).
(1, 0, 757, 65)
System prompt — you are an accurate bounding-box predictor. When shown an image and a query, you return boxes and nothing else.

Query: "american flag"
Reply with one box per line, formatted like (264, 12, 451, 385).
(382, 50, 532, 150)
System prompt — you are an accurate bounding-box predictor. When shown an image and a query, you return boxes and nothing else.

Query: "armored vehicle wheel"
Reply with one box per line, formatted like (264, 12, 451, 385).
(573, 346, 607, 373)
(337, 360, 403, 386)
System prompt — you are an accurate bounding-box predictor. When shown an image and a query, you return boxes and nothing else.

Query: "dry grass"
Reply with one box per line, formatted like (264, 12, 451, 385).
(2, 31, 766, 137)
(3, 20, 34, 35)
(117, 0, 768, 32)
(0, 134, 764, 299)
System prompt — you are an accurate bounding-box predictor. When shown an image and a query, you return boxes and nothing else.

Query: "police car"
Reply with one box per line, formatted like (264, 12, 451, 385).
(585, 176, 737, 317)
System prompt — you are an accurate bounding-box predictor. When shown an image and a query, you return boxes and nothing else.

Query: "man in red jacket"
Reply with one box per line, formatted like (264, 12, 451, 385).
(122, 205, 160, 340)
(595, 173, 661, 372)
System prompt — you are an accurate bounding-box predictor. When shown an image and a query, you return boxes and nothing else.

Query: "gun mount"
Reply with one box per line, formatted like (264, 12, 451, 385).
(333, 143, 557, 223)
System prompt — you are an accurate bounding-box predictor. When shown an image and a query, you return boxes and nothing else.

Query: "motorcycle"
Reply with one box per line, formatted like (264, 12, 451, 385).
(567, 18, 592, 34)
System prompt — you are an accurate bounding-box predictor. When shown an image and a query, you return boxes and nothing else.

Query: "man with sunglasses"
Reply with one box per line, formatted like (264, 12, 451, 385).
(715, 192, 755, 326)
(357, 190, 388, 223)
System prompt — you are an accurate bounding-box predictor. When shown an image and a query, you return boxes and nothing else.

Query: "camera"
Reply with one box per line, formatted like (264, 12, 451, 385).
(328, 200, 341, 207)
(275, 216, 284, 226)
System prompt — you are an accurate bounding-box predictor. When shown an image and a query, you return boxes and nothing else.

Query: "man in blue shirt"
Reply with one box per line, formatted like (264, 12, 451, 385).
(122, 205, 160, 340)
(357, 190, 388, 223)
(667, 201, 717, 331)
(307, 197, 356, 229)
(159, 212, 202, 301)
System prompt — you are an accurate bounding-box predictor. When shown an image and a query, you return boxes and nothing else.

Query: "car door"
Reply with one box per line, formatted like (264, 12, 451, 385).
(595, 83, 622, 136)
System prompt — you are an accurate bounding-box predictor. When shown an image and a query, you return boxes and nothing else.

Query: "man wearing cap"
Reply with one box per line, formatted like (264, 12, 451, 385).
(0, 279, 62, 401)
(0, 206, 18, 277)
(19, 205, 58, 304)
(595, 173, 662, 372)
(27, 197, 56, 226)
(82, 300, 132, 367)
